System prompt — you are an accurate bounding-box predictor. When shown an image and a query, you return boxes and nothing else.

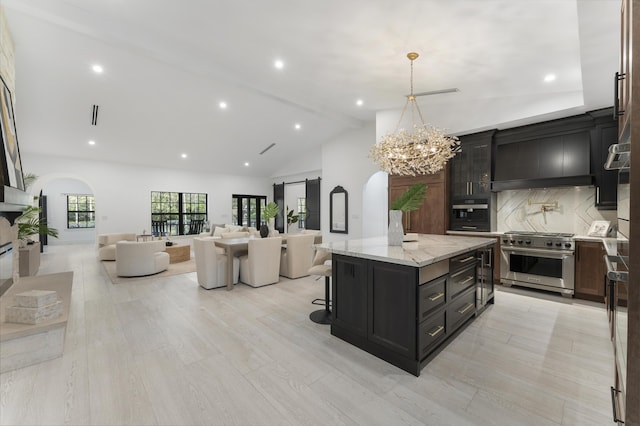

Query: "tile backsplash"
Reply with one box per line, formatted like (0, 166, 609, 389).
(497, 186, 617, 236)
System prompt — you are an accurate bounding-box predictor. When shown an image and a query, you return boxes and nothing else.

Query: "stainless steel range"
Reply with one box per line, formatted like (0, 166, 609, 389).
(500, 231, 575, 296)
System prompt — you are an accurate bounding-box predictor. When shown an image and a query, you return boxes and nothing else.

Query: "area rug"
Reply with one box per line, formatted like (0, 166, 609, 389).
(102, 258, 197, 284)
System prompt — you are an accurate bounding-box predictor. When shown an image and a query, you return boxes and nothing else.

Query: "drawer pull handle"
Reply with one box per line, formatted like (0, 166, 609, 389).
(428, 292, 444, 301)
(457, 303, 474, 315)
(610, 386, 625, 423)
(428, 325, 444, 337)
(459, 256, 475, 263)
(460, 276, 475, 285)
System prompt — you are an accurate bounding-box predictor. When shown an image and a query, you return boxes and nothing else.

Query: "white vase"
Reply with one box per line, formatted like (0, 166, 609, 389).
(388, 210, 404, 246)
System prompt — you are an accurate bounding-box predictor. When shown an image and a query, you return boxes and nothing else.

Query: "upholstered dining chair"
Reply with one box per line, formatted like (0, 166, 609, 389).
(193, 237, 239, 289)
(308, 249, 332, 324)
(279, 233, 315, 279)
(238, 237, 282, 287)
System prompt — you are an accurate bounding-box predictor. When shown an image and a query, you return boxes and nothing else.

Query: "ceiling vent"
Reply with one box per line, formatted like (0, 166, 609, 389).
(408, 88, 460, 98)
(91, 105, 99, 126)
(259, 143, 276, 155)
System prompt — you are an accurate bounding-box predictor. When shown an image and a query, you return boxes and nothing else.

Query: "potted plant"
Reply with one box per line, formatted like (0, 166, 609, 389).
(16, 205, 59, 247)
(388, 183, 427, 246)
(285, 207, 302, 233)
(261, 202, 279, 237)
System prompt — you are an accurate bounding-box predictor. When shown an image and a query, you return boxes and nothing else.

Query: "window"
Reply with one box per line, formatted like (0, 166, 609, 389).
(151, 191, 207, 236)
(297, 197, 306, 229)
(232, 194, 266, 229)
(67, 195, 95, 228)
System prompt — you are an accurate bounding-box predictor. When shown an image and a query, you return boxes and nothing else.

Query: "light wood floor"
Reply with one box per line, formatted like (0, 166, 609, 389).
(0, 244, 614, 426)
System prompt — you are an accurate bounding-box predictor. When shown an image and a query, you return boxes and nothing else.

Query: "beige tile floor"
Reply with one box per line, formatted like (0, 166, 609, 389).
(0, 244, 614, 425)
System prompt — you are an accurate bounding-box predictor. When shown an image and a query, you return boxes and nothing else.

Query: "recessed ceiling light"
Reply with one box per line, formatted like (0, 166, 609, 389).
(219, 101, 228, 109)
(274, 59, 284, 70)
(88, 140, 96, 145)
(294, 123, 301, 130)
(244, 162, 250, 167)
(92, 64, 103, 74)
(544, 74, 556, 83)
(356, 99, 364, 106)
(181, 153, 187, 159)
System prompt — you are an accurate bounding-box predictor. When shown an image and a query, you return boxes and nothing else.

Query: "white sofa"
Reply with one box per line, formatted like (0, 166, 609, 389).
(199, 224, 261, 238)
(115, 240, 170, 277)
(97, 233, 137, 261)
(193, 237, 240, 289)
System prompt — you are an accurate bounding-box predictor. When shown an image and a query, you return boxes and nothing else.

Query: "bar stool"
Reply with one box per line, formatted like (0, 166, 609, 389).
(308, 249, 332, 324)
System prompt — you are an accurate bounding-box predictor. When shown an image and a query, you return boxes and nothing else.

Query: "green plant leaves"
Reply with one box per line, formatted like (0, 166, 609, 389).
(390, 183, 427, 212)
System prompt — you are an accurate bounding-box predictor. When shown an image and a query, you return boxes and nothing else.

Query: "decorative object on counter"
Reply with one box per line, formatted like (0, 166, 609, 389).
(388, 183, 427, 246)
(330, 186, 348, 234)
(369, 52, 460, 176)
(587, 220, 612, 237)
(261, 201, 279, 238)
(15, 206, 58, 248)
(5, 289, 62, 325)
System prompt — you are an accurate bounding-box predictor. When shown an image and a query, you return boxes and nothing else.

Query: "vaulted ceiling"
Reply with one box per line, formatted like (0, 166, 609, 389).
(2, 0, 619, 177)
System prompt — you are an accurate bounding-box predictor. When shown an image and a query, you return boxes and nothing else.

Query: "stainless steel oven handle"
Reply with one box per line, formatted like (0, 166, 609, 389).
(502, 246, 574, 257)
(604, 254, 629, 282)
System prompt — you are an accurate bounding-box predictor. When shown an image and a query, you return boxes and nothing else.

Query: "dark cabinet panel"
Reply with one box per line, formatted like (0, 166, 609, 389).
(589, 111, 618, 210)
(368, 261, 416, 358)
(537, 136, 564, 178)
(562, 133, 590, 177)
(450, 130, 494, 198)
(575, 241, 606, 302)
(332, 255, 368, 337)
(494, 141, 537, 181)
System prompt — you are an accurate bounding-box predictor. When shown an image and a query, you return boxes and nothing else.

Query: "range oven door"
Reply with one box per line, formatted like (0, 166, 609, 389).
(500, 246, 575, 293)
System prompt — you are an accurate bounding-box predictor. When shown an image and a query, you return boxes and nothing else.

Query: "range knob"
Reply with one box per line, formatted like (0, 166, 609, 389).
(510, 240, 516, 244)
(546, 241, 553, 247)
(517, 240, 524, 244)
(525, 240, 532, 245)
(502, 238, 509, 244)
(564, 242, 572, 249)
(555, 242, 562, 247)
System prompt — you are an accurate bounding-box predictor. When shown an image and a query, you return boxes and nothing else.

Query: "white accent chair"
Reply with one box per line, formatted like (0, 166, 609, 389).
(239, 237, 282, 287)
(308, 249, 332, 324)
(193, 237, 240, 289)
(97, 233, 137, 261)
(280, 233, 315, 279)
(115, 240, 170, 277)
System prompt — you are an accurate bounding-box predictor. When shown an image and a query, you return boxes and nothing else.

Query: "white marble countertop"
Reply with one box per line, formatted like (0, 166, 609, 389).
(316, 234, 495, 268)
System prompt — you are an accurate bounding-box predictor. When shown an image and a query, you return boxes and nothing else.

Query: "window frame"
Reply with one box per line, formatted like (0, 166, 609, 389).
(66, 194, 96, 229)
(232, 194, 267, 229)
(150, 191, 207, 236)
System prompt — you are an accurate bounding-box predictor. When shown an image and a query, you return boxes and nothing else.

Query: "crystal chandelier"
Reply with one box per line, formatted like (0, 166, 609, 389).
(370, 52, 460, 176)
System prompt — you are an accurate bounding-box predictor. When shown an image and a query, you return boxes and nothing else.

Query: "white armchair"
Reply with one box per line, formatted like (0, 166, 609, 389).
(97, 233, 136, 261)
(280, 233, 315, 279)
(115, 241, 170, 277)
(193, 237, 240, 289)
(239, 237, 282, 287)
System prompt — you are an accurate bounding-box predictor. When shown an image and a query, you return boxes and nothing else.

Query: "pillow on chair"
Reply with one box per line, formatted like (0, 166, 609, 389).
(213, 226, 230, 237)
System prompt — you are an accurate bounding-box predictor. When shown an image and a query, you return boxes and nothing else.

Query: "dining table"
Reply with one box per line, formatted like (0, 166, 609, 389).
(213, 234, 322, 290)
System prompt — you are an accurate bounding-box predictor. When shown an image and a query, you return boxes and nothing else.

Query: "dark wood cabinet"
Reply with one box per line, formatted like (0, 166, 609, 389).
(332, 255, 368, 337)
(590, 109, 619, 210)
(331, 249, 481, 376)
(450, 130, 494, 199)
(388, 169, 449, 235)
(574, 240, 606, 302)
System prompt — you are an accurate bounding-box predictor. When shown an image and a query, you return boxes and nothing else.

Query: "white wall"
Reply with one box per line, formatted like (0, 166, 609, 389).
(320, 122, 380, 243)
(41, 178, 95, 245)
(23, 153, 272, 238)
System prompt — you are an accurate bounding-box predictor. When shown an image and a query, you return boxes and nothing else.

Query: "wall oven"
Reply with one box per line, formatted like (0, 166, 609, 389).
(500, 232, 575, 296)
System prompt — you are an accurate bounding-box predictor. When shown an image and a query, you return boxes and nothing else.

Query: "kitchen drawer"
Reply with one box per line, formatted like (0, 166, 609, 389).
(418, 276, 446, 321)
(449, 251, 478, 273)
(448, 264, 476, 300)
(418, 308, 446, 360)
(447, 288, 476, 331)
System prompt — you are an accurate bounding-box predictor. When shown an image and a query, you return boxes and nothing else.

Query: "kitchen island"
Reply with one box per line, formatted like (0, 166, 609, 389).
(317, 234, 495, 376)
